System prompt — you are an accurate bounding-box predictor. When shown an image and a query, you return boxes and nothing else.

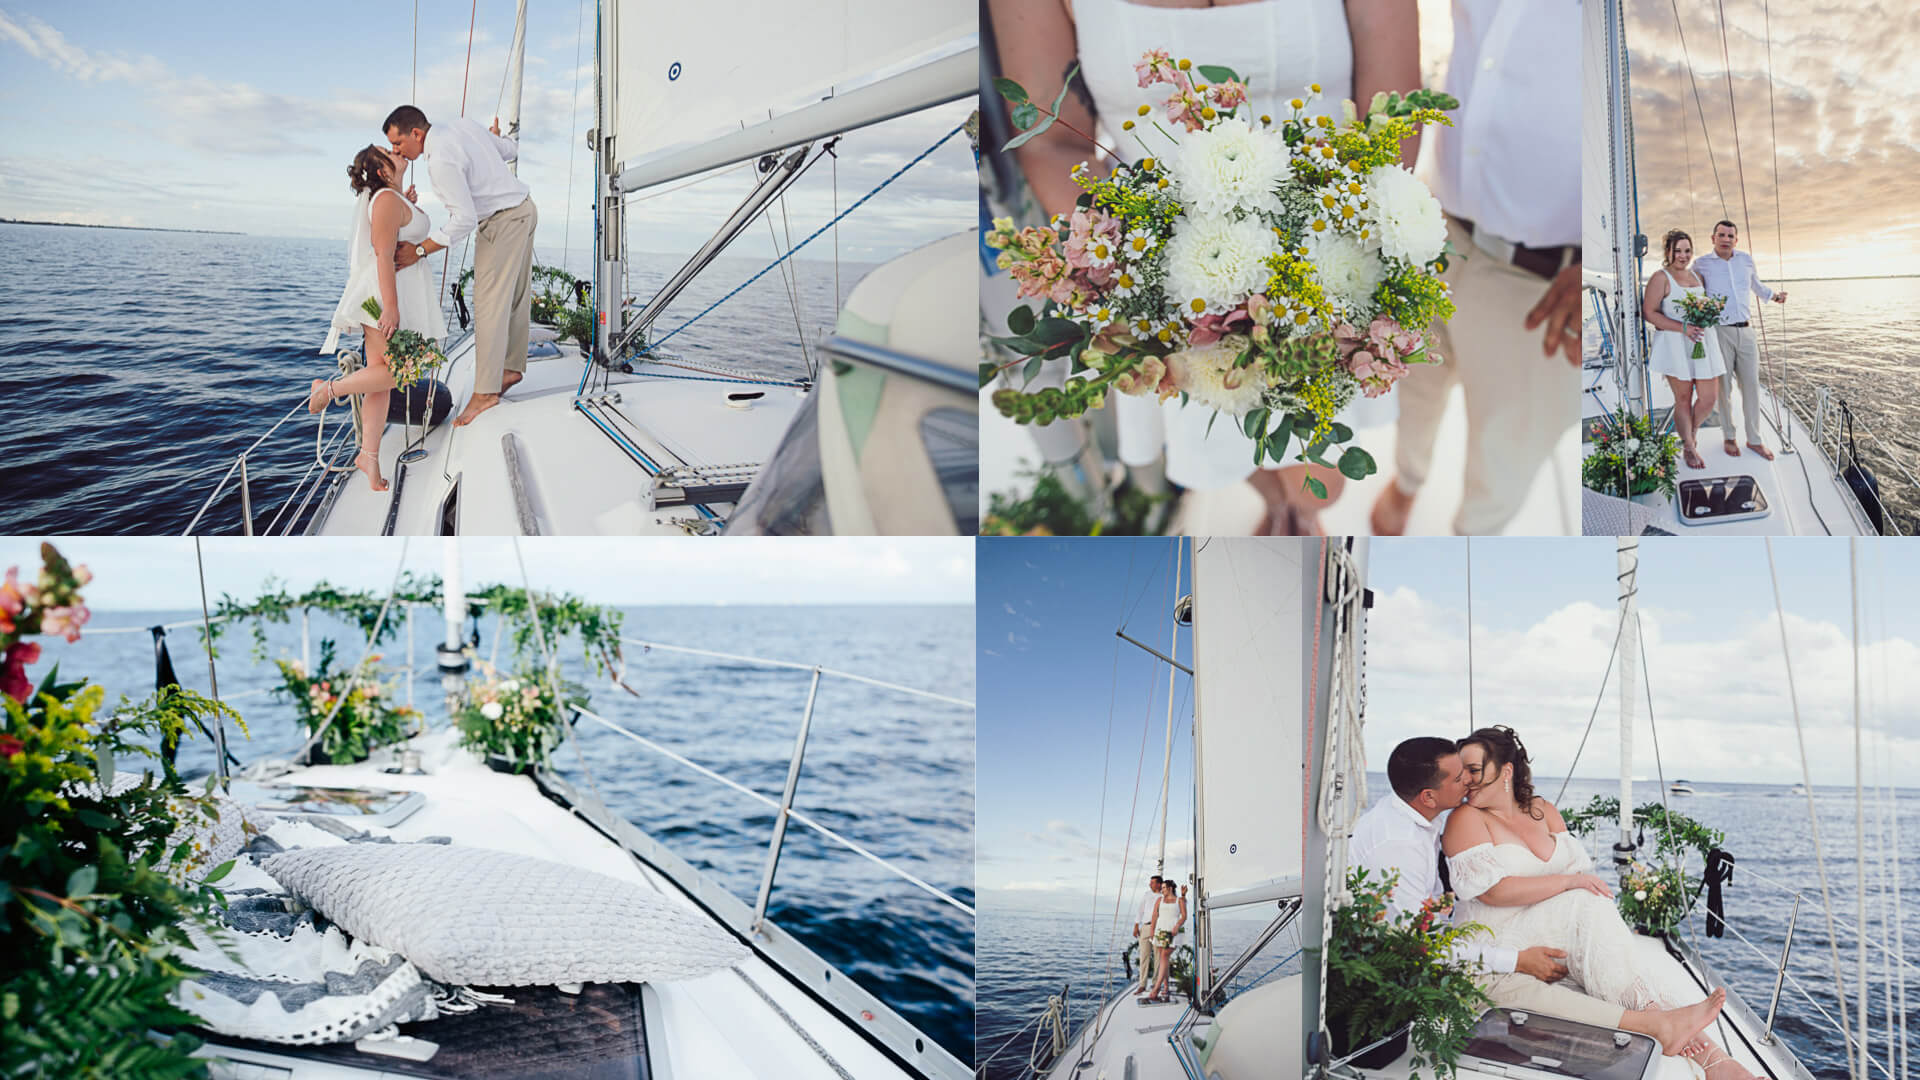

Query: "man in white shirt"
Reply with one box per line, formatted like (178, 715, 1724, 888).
(1372, 0, 1580, 536)
(1132, 874, 1163, 994)
(385, 104, 538, 428)
(1349, 737, 1726, 1054)
(1691, 220, 1788, 460)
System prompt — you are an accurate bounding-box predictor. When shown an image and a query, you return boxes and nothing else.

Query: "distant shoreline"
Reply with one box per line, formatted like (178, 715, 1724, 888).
(0, 217, 244, 237)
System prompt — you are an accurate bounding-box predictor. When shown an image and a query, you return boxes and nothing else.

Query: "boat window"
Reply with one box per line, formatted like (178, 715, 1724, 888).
(721, 392, 832, 535)
(919, 406, 978, 534)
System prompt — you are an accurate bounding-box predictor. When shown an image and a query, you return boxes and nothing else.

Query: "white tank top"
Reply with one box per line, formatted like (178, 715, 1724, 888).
(1155, 895, 1182, 932)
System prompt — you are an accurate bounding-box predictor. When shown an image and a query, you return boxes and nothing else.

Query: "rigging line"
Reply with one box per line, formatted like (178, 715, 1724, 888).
(286, 537, 414, 768)
(1121, 541, 1172, 634)
(634, 121, 967, 358)
(1765, 536, 1860, 1080)
(192, 539, 229, 787)
(1632, 613, 1678, 873)
(777, 192, 818, 382)
(764, 200, 813, 376)
(1553, 601, 1631, 805)
(439, 0, 481, 301)
(1465, 537, 1474, 731)
(1669, 0, 1730, 217)
(1851, 540, 1869, 1071)
(1878, 545, 1908, 1080)
(1088, 543, 1139, 990)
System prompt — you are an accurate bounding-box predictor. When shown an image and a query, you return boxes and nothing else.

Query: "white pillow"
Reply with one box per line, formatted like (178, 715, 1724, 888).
(261, 844, 749, 987)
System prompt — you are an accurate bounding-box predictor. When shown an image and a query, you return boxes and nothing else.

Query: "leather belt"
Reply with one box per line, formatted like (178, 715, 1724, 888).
(1724, 321, 1750, 328)
(1458, 218, 1578, 282)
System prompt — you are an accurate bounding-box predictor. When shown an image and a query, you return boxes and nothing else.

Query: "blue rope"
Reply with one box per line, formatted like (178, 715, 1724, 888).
(634, 120, 969, 358)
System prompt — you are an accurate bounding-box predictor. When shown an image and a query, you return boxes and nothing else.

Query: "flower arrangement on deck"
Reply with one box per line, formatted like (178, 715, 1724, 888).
(454, 663, 579, 773)
(984, 52, 1458, 497)
(1561, 797, 1726, 936)
(357, 297, 448, 391)
(273, 643, 418, 765)
(1581, 410, 1680, 500)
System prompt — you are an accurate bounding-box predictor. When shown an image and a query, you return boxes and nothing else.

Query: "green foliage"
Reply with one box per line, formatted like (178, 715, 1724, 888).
(1121, 938, 1197, 998)
(1616, 861, 1692, 934)
(453, 666, 580, 772)
(2, 948, 210, 1080)
(272, 642, 418, 765)
(1582, 411, 1680, 499)
(1326, 866, 1492, 1079)
(1562, 797, 1724, 935)
(1559, 796, 1724, 865)
(997, 65, 1081, 152)
(979, 470, 1170, 537)
(110, 686, 246, 785)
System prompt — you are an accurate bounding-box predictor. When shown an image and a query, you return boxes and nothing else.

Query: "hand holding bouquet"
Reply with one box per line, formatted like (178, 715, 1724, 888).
(1672, 291, 1726, 359)
(985, 53, 1458, 497)
(360, 296, 448, 390)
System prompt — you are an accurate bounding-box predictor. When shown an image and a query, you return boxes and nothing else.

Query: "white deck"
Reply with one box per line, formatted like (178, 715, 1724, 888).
(981, 385, 1582, 537)
(1583, 365, 1874, 536)
(315, 333, 806, 536)
(1041, 984, 1212, 1080)
(200, 728, 922, 1080)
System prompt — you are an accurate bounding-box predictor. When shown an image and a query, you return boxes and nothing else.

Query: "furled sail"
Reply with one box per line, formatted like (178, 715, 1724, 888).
(1190, 539, 1304, 908)
(1581, 0, 1616, 295)
(611, 0, 973, 190)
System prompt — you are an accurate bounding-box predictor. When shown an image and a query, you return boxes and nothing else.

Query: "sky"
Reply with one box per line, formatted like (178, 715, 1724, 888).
(0, 1, 975, 263)
(0, 537, 974, 610)
(977, 537, 1919, 915)
(1622, 0, 1920, 280)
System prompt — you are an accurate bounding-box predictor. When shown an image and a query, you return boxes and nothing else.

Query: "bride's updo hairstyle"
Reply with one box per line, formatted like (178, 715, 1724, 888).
(347, 145, 393, 196)
(1662, 229, 1692, 264)
(1458, 725, 1544, 820)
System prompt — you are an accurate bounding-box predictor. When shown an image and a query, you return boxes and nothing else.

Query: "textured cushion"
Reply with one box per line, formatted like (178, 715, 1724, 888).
(261, 844, 749, 987)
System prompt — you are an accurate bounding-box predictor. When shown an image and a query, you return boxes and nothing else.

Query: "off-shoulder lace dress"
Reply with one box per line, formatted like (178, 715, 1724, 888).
(1448, 830, 1706, 1011)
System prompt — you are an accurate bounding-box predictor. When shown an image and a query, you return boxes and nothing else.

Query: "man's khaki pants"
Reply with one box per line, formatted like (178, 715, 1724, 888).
(1392, 215, 1580, 534)
(1480, 970, 1626, 1029)
(1713, 324, 1763, 447)
(1138, 933, 1158, 989)
(473, 196, 538, 394)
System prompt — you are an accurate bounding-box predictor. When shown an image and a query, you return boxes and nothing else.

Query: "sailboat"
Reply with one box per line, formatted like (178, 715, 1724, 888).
(1580, 0, 1916, 536)
(187, 0, 978, 537)
(87, 539, 974, 1078)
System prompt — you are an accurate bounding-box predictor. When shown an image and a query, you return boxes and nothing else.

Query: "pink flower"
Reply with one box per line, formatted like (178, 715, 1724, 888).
(71, 564, 92, 587)
(0, 734, 22, 757)
(1188, 306, 1253, 346)
(1134, 49, 1181, 89)
(0, 567, 23, 636)
(1, 641, 37, 703)
(38, 605, 88, 644)
(1209, 80, 1250, 110)
(1114, 356, 1168, 397)
(1164, 84, 1208, 132)
(1063, 207, 1121, 271)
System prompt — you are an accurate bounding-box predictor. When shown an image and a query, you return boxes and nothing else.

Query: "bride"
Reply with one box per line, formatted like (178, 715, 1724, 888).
(1642, 229, 1725, 471)
(311, 145, 448, 492)
(1443, 726, 1757, 1079)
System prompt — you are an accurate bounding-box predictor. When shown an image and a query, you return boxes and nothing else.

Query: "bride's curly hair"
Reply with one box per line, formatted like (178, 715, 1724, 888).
(347, 145, 395, 196)
(1458, 725, 1545, 820)
(1662, 228, 1693, 264)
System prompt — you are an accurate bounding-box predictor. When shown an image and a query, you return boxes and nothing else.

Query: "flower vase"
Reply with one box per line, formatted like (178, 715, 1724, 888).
(485, 752, 528, 775)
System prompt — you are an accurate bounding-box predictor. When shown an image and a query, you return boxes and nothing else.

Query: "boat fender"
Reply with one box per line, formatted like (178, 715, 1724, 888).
(1841, 463, 1883, 534)
(393, 379, 454, 427)
(1703, 849, 1734, 939)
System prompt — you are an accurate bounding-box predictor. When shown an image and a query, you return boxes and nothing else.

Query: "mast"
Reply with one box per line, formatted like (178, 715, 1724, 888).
(502, 0, 530, 167)
(436, 537, 471, 694)
(1605, 0, 1647, 411)
(1301, 541, 1340, 1076)
(593, 0, 623, 362)
(1154, 538, 1183, 875)
(1615, 538, 1638, 873)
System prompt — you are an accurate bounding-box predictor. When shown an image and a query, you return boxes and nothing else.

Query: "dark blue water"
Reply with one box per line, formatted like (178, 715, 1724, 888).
(27, 600, 975, 1064)
(0, 221, 872, 534)
(978, 774, 1918, 1080)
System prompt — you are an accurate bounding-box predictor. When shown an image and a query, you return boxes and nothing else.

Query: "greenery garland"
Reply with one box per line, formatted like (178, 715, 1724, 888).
(1561, 796, 1726, 935)
(1558, 796, 1724, 866)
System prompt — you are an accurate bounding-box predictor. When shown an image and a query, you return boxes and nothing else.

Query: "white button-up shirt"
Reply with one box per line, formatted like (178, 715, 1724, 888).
(1349, 793, 1517, 974)
(1691, 249, 1776, 324)
(1428, 0, 1579, 248)
(1135, 890, 1161, 935)
(423, 116, 532, 249)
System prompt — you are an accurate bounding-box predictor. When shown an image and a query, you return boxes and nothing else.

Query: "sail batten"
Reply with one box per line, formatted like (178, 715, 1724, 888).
(1192, 540, 1305, 906)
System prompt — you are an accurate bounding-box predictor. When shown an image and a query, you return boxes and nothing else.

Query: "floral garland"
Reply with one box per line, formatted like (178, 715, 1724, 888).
(454, 662, 579, 772)
(1561, 796, 1726, 934)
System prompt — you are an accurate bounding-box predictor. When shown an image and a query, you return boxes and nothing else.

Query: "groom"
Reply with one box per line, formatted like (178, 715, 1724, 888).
(1349, 737, 1725, 1055)
(1691, 220, 1787, 461)
(384, 104, 539, 427)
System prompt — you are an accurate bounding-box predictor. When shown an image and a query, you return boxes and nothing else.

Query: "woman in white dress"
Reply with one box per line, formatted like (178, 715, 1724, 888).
(1642, 229, 1725, 471)
(309, 145, 448, 492)
(988, 0, 1417, 534)
(1146, 878, 1186, 1003)
(1443, 727, 1757, 1079)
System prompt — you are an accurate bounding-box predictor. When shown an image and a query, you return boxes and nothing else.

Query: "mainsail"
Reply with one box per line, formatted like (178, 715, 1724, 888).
(1581, 0, 1617, 295)
(1190, 540, 1305, 908)
(610, 0, 974, 190)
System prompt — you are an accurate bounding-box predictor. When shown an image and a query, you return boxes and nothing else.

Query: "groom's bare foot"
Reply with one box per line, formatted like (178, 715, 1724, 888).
(1746, 442, 1776, 461)
(1724, 439, 1742, 457)
(1640, 988, 1726, 1055)
(1369, 482, 1415, 536)
(501, 370, 525, 394)
(454, 392, 502, 427)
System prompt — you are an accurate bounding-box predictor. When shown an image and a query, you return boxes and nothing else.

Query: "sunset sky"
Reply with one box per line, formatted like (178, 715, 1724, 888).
(1622, 0, 1920, 280)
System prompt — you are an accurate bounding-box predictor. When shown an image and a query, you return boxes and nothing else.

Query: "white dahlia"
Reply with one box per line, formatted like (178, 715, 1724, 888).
(1362, 165, 1447, 266)
(1305, 228, 1386, 317)
(1164, 214, 1279, 316)
(1168, 338, 1269, 416)
(1167, 115, 1290, 219)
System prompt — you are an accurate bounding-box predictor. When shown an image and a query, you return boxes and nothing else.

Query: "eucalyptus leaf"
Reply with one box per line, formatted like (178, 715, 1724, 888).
(202, 859, 236, 885)
(1011, 101, 1040, 130)
(992, 76, 1030, 105)
(978, 362, 999, 389)
(1007, 304, 1037, 336)
(1305, 476, 1329, 500)
(1023, 356, 1045, 383)
(1002, 113, 1056, 152)
(66, 866, 97, 898)
(1338, 446, 1378, 481)
(1195, 64, 1242, 85)
(1242, 407, 1270, 441)
(1029, 317, 1089, 347)
(1330, 422, 1354, 443)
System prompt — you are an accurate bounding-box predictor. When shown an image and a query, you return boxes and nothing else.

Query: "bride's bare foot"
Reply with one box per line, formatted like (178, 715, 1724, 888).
(1645, 988, 1726, 1055)
(1724, 438, 1741, 457)
(1683, 445, 1706, 470)
(308, 379, 335, 415)
(1683, 1036, 1759, 1079)
(355, 449, 389, 492)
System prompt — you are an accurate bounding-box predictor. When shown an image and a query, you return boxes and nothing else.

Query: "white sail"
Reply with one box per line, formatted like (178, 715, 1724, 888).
(1191, 539, 1304, 908)
(611, 1, 972, 187)
(1580, 0, 1615, 294)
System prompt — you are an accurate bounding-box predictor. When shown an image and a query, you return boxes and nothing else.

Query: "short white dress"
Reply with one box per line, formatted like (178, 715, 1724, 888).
(1645, 267, 1725, 381)
(1075, 0, 1393, 490)
(320, 187, 448, 355)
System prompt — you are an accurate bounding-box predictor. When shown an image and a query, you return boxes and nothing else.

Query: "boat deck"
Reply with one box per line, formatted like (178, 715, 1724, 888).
(1583, 365, 1874, 535)
(197, 729, 924, 1080)
(1040, 983, 1210, 1080)
(314, 333, 806, 536)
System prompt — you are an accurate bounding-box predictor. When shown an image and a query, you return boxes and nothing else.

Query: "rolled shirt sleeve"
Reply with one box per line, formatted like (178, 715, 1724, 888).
(488, 130, 519, 162)
(427, 146, 478, 250)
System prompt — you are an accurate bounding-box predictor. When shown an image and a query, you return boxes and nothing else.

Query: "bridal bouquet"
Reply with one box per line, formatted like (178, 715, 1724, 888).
(986, 53, 1458, 496)
(1672, 291, 1725, 359)
(359, 297, 447, 390)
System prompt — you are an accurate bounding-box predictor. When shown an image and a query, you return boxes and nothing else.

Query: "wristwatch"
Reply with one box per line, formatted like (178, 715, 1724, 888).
(414, 243, 427, 258)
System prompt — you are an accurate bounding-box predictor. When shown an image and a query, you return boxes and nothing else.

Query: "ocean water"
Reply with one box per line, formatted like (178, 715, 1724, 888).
(0, 221, 873, 535)
(977, 775, 1918, 1080)
(25, 601, 976, 1064)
